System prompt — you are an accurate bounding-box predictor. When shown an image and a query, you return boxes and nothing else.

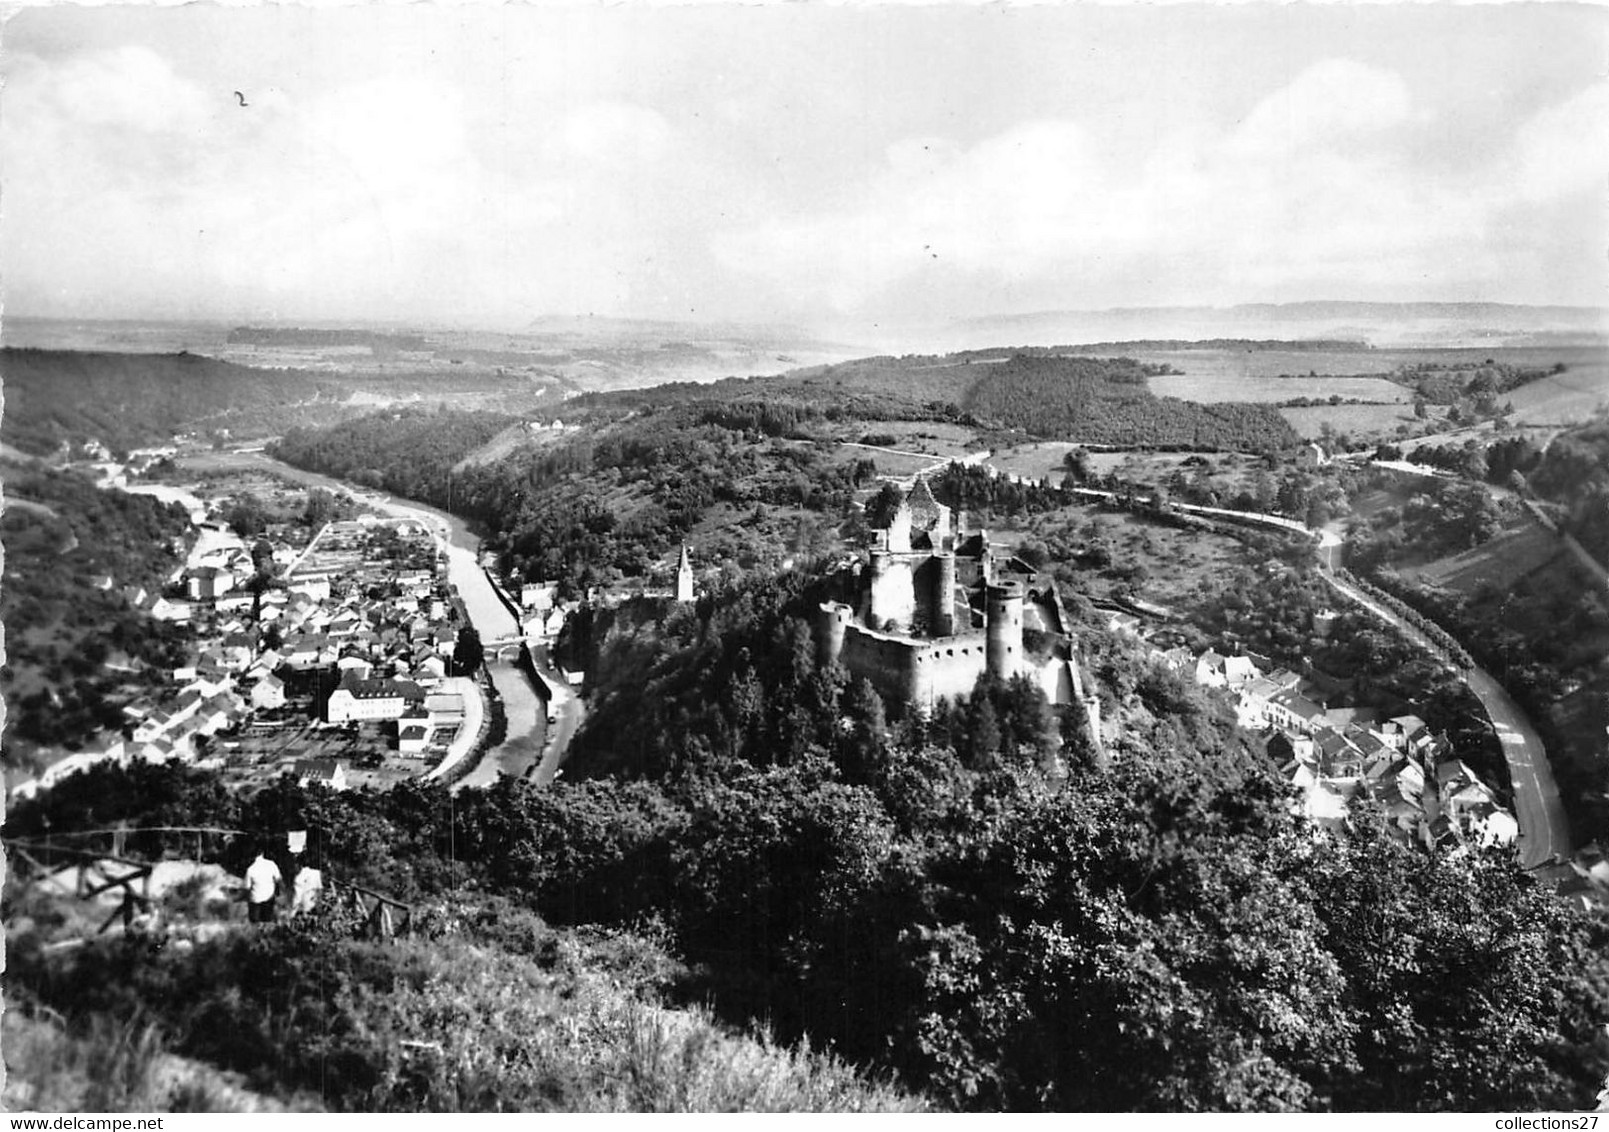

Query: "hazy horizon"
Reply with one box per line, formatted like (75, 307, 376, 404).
(3, 3, 1606, 337)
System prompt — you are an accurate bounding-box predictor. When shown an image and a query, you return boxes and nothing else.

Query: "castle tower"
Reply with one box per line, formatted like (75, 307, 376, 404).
(932, 552, 957, 637)
(985, 581, 1025, 680)
(868, 549, 916, 630)
(815, 601, 851, 669)
(676, 545, 694, 603)
(887, 501, 913, 554)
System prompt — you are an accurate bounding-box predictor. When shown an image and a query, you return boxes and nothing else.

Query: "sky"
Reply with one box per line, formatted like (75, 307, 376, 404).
(1, 1, 1606, 335)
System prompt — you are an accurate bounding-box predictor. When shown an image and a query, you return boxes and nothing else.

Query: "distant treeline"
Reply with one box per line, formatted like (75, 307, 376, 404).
(1055, 339, 1372, 353)
(227, 326, 431, 352)
(964, 355, 1299, 450)
(591, 351, 1300, 451)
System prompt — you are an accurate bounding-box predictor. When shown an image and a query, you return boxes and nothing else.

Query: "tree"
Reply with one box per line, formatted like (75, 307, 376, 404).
(304, 488, 338, 528)
(865, 482, 906, 529)
(841, 677, 889, 782)
(1414, 397, 1429, 420)
(452, 626, 484, 676)
(225, 493, 269, 537)
(1062, 447, 1092, 482)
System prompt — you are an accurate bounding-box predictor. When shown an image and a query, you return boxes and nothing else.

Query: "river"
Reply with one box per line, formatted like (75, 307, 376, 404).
(203, 450, 549, 785)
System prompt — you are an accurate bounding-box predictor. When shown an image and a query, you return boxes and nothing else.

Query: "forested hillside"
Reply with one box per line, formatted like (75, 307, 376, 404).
(1528, 412, 1609, 563)
(0, 349, 340, 455)
(269, 408, 516, 502)
(568, 351, 1300, 451)
(964, 354, 1299, 449)
(1, 466, 194, 763)
(274, 404, 877, 592)
(1347, 460, 1609, 843)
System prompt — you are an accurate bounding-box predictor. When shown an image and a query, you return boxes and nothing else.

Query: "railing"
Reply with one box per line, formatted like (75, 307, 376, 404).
(325, 878, 415, 940)
(4, 829, 417, 944)
(3, 840, 155, 936)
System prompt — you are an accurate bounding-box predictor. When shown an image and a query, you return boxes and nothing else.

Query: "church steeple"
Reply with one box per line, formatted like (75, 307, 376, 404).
(676, 544, 694, 603)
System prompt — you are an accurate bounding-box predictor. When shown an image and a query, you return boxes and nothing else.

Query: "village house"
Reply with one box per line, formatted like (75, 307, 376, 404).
(1264, 688, 1327, 733)
(425, 690, 466, 730)
(148, 595, 193, 623)
(250, 673, 287, 711)
(325, 672, 425, 723)
(1195, 650, 1262, 691)
(187, 565, 237, 602)
(521, 581, 558, 611)
(295, 758, 350, 791)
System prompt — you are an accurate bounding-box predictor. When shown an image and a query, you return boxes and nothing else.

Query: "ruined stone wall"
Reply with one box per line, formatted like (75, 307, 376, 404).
(837, 624, 990, 711)
(839, 622, 923, 705)
(911, 634, 990, 707)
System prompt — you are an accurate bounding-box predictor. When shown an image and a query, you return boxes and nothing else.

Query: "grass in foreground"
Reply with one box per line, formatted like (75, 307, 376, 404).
(5, 899, 924, 1113)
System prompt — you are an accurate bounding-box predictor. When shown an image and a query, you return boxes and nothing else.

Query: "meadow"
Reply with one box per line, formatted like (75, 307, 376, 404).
(1149, 369, 1412, 404)
(1280, 403, 1425, 440)
(1504, 365, 1609, 425)
(1399, 516, 1569, 596)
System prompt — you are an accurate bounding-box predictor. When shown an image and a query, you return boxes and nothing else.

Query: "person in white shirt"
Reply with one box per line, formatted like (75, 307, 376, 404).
(245, 846, 284, 923)
(292, 862, 323, 914)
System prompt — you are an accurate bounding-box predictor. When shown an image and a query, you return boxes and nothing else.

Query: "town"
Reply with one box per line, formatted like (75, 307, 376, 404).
(6, 454, 545, 799)
(5, 0, 1609, 1114)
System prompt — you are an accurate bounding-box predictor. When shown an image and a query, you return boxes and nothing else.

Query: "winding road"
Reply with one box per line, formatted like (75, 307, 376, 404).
(1319, 571, 1567, 869)
(979, 454, 1572, 870)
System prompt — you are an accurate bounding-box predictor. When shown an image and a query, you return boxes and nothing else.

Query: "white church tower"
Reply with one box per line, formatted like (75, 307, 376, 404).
(676, 544, 695, 603)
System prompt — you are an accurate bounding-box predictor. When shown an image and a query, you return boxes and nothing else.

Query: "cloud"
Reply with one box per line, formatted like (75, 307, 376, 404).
(714, 119, 1118, 310)
(1509, 81, 1609, 202)
(3, 28, 1601, 328)
(0, 41, 697, 322)
(715, 58, 1599, 314)
(33, 45, 212, 134)
(1230, 59, 1414, 157)
(553, 102, 673, 165)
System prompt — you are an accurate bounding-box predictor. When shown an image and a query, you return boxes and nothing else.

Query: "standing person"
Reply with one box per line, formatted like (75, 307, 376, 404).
(246, 841, 284, 924)
(292, 845, 323, 915)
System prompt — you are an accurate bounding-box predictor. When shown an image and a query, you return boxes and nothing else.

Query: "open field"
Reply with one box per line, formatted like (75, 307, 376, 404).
(830, 444, 946, 480)
(987, 441, 1085, 482)
(1149, 371, 1412, 404)
(1505, 366, 1609, 425)
(1280, 402, 1426, 439)
(1015, 502, 1254, 612)
(988, 443, 1275, 503)
(1128, 344, 1603, 380)
(455, 422, 572, 471)
(1398, 517, 1570, 596)
(832, 420, 982, 456)
(1132, 345, 1606, 436)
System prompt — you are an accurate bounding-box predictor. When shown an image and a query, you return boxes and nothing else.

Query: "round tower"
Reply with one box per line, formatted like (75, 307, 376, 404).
(815, 601, 851, 669)
(985, 581, 1024, 680)
(932, 552, 957, 637)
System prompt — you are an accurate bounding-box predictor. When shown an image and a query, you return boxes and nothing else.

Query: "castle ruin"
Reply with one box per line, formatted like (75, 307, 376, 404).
(815, 476, 1090, 719)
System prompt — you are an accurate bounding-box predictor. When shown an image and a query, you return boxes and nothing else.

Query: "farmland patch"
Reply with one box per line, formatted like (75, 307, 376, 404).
(1149, 371, 1413, 404)
(1398, 516, 1568, 596)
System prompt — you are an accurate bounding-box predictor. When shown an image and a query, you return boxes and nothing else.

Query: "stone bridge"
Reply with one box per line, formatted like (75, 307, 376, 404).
(481, 635, 529, 663)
